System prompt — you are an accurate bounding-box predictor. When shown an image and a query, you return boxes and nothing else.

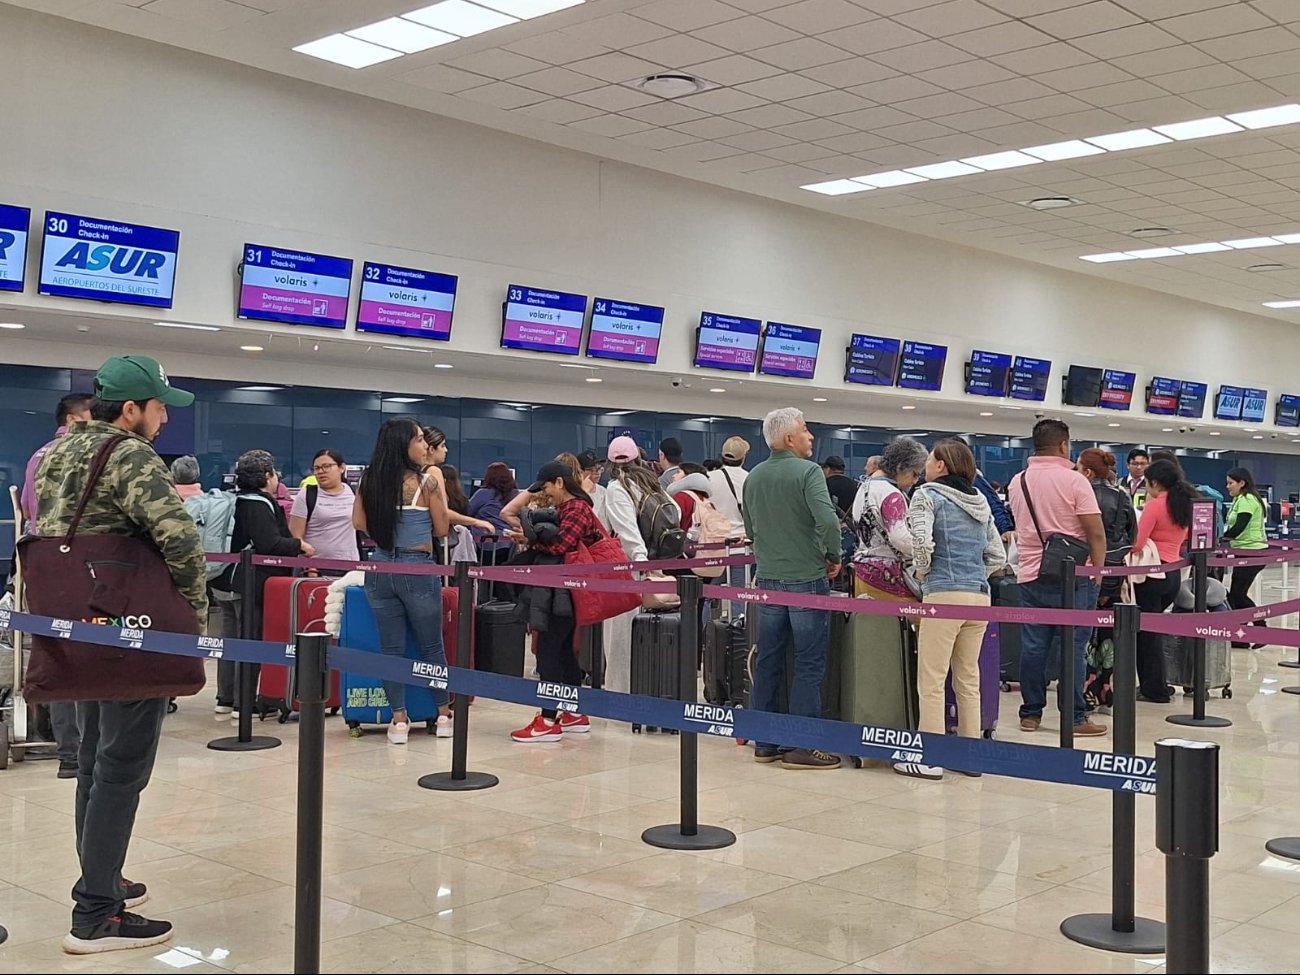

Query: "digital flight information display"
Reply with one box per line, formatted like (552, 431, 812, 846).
(966, 350, 1011, 397)
(41, 211, 180, 309)
(695, 312, 760, 372)
(356, 262, 456, 340)
(897, 341, 947, 391)
(0, 203, 30, 293)
(1147, 377, 1181, 415)
(501, 285, 586, 356)
(1278, 394, 1300, 428)
(1215, 385, 1244, 421)
(1098, 369, 1136, 410)
(759, 322, 821, 379)
(1009, 356, 1050, 401)
(239, 244, 352, 329)
(1178, 381, 1207, 419)
(1242, 387, 1267, 424)
(586, 298, 664, 364)
(844, 334, 900, 386)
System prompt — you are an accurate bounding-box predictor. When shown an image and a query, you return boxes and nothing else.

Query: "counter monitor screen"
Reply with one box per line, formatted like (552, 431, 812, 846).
(896, 341, 947, 391)
(501, 284, 586, 355)
(1063, 365, 1104, 407)
(966, 350, 1011, 397)
(1215, 384, 1244, 421)
(1242, 387, 1267, 424)
(239, 244, 352, 328)
(844, 333, 900, 386)
(1278, 394, 1300, 428)
(586, 298, 663, 364)
(42, 211, 180, 309)
(1147, 377, 1180, 415)
(1009, 356, 1051, 401)
(695, 312, 760, 372)
(0, 203, 30, 293)
(759, 322, 821, 379)
(1099, 369, 1136, 410)
(356, 262, 456, 340)
(1177, 381, 1207, 419)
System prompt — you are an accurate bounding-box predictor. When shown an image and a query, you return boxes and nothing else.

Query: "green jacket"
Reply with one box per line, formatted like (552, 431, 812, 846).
(742, 450, 843, 582)
(36, 420, 209, 619)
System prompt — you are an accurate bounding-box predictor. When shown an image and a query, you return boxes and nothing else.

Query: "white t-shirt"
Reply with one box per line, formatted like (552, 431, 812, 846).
(707, 465, 749, 537)
(290, 483, 359, 561)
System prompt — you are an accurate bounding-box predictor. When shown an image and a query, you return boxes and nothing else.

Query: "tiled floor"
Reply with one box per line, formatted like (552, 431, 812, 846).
(1, 595, 1299, 972)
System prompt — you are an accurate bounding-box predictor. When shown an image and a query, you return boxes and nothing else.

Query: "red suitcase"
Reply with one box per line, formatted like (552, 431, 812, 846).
(258, 576, 342, 723)
(442, 584, 475, 703)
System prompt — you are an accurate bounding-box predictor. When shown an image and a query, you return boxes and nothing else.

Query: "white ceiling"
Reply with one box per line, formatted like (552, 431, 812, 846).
(11, 0, 1300, 321)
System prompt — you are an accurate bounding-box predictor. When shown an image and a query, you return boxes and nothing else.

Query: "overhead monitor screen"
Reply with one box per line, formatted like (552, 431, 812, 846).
(501, 284, 586, 355)
(1242, 387, 1267, 424)
(844, 333, 900, 386)
(1063, 365, 1103, 407)
(1009, 356, 1051, 401)
(1177, 381, 1207, 419)
(586, 298, 664, 364)
(966, 350, 1011, 397)
(356, 262, 456, 340)
(759, 322, 821, 379)
(239, 244, 352, 329)
(1215, 384, 1244, 421)
(40, 211, 180, 309)
(1098, 369, 1136, 411)
(695, 312, 760, 373)
(1147, 377, 1181, 415)
(0, 203, 30, 293)
(896, 340, 947, 391)
(1277, 394, 1300, 428)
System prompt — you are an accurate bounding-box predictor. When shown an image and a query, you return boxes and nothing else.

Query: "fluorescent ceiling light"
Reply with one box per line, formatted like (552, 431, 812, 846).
(238, 385, 284, 391)
(813, 397, 828, 402)
(1209, 431, 1221, 436)
(905, 160, 981, 179)
(433, 362, 454, 369)
(1126, 247, 1181, 258)
(901, 404, 917, 410)
(155, 321, 220, 331)
(586, 377, 603, 383)
(979, 411, 993, 417)
(1224, 237, 1283, 249)
(1227, 104, 1300, 129)
(1263, 300, 1300, 308)
(709, 388, 726, 393)
(1108, 422, 1121, 427)
(1174, 242, 1231, 254)
(0, 322, 25, 329)
(854, 170, 927, 188)
(1153, 116, 1241, 140)
(1273, 233, 1300, 244)
(1022, 140, 1105, 161)
(403, 0, 518, 37)
(1085, 128, 1171, 151)
(240, 345, 264, 352)
(604, 409, 636, 416)
(961, 150, 1042, 171)
(1073, 411, 1097, 417)
(1253, 434, 1265, 439)
(1162, 427, 1174, 433)
(1080, 252, 1136, 263)
(384, 396, 423, 403)
(476, 0, 583, 16)
(293, 34, 402, 68)
(347, 17, 456, 53)
(801, 179, 870, 196)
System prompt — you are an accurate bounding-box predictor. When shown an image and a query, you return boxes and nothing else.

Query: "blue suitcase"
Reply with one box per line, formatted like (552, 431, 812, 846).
(339, 587, 443, 734)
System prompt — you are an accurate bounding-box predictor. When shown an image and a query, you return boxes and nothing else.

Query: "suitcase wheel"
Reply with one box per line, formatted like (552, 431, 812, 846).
(1223, 686, 1233, 699)
(983, 728, 996, 740)
(849, 756, 863, 769)
(277, 709, 291, 724)
(329, 707, 340, 716)
(167, 699, 178, 714)
(632, 723, 643, 734)
(1000, 681, 1012, 692)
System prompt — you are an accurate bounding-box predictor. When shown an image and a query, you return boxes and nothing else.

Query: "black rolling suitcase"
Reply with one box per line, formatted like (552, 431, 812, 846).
(631, 610, 681, 734)
(703, 613, 752, 707)
(992, 574, 1022, 687)
(474, 550, 526, 677)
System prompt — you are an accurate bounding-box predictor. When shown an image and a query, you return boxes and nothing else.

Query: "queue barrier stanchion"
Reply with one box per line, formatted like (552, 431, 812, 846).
(1058, 558, 1076, 749)
(419, 561, 498, 792)
(293, 632, 328, 975)
(642, 573, 736, 852)
(1168, 550, 1231, 728)
(1156, 737, 1219, 975)
(1060, 603, 1165, 953)
(209, 548, 282, 752)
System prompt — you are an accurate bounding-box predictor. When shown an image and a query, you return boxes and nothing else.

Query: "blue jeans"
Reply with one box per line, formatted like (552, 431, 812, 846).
(726, 563, 748, 619)
(752, 576, 830, 749)
(363, 551, 448, 714)
(1018, 577, 1098, 727)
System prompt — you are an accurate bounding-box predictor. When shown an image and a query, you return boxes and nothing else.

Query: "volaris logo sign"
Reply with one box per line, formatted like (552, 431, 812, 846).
(39, 211, 179, 308)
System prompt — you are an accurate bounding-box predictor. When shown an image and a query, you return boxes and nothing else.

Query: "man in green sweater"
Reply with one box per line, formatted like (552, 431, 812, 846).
(742, 407, 844, 770)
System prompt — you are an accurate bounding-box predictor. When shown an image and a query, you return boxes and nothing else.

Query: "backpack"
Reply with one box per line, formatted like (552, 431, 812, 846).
(183, 489, 237, 581)
(684, 492, 731, 577)
(637, 489, 686, 561)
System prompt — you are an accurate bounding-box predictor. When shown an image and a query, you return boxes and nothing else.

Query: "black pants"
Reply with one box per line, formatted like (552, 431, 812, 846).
(1228, 563, 1265, 610)
(536, 614, 580, 720)
(1134, 571, 1179, 700)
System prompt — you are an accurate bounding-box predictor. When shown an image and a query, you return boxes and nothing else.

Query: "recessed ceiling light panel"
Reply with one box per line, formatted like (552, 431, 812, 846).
(293, 34, 403, 68)
(961, 150, 1041, 171)
(1080, 252, 1136, 263)
(477, 0, 583, 17)
(1085, 128, 1171, 151)
(905, 160, 981, 179)
(1153, 116, 1242, 140)
(347, 17, 456, 53)
(1022, 140, 1105, 161)
(1224, 237, 1283, 249)
(801, 179, 871, 196)
(1227, 104, 1300, 129)
(404, 0, 518, 36)
(1173, 242, 1231, 254)
(854, 170, 928, 188)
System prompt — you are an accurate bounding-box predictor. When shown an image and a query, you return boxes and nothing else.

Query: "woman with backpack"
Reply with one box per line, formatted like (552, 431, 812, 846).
(288, 448, 359, 562)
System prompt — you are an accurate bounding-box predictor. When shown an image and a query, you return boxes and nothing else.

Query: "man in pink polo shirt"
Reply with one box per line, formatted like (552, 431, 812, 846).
(1006, 419, 1108, 737)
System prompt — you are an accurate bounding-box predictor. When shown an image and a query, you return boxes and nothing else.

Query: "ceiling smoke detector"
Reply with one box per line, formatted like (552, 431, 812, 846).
(631, 73, 713, 98)
(1130, 227, 1175, 238)
(1021, 197, 1082, 210)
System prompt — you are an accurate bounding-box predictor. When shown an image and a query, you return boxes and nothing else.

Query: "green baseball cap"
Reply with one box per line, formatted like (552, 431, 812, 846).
(94, 355, 194, 408)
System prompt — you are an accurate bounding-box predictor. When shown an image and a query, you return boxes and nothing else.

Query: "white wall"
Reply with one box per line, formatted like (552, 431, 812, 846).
(0, 4, 1284, 421)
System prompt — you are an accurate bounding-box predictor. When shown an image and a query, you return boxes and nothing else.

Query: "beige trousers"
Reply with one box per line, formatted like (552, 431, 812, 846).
(917, 591, 990, 738)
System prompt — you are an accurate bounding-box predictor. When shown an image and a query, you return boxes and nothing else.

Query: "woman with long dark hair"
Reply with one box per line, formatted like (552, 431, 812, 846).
(438, 463, 470, 515)
(353, 417, 452, 744)
(468, 462, 519, 564)
(1224, 466, 1270, 645)
(1130, 458, 1199, 702)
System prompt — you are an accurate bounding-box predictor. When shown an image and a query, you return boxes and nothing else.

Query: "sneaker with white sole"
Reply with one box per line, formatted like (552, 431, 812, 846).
(893, 762, 944, 780)
(557, 713, 590, 734)
(434, 715, 454, 739)
(213, 703, 232, 715)
(511, 715, 562, 743)
(120, 880, 147, 910)
(387, 721, 410, 745)
(62, 912, 172, 955)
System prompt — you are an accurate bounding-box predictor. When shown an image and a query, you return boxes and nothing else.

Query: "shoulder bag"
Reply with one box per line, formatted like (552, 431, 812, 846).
(1016, 470, 1091, 585)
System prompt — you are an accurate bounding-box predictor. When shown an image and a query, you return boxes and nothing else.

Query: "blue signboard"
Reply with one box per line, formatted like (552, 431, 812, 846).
(844, 334, 900, 386)
(0, 204, 30, 293)
(759, 323, 821, 379)
(587, 298, 664, 364)
(1215, 385, 1244, 421)
(1177, 382, 1207, 419)
(239, 244, 352, 329)
(966, 350, 1011, 397)
(39, 211, 180, 308)
(501, 285, 586, 355)
(1147, 377, 1180, 415)
(897, 341, 947, 391)
(1277, 394, 1300, 428)
(1242, 387, 1267, 424)
(1009, 356, 1050, 402)
(1099, 369, 1136, 411)
(357, 261, 456, 340)
(695, 312, 760, 372)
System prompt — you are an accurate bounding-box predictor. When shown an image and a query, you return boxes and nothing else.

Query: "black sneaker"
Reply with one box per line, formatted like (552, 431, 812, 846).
(121, 879, 148, 909)
(57, 762, 78, 779)
(754, 745, 781, 764)
(62, 912, 172, 955)
(780, 748, 841, 770)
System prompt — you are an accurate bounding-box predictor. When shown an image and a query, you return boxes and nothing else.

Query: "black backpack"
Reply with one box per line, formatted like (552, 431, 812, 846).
(637, 490, 686, 560)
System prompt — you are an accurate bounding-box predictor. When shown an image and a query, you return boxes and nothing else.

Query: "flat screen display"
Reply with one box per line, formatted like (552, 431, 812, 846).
(844, 333, 900, 386)
(1099, 369, 1136, 411)
(586, 298, 664, 364)
(501, 285, 586, 355)
(1063, 365, 1103, 407)
(966, 350, 1011, 397)
(1215, 384, 1244, 421)
(1177, 381, 1207, 419)
(0, 203, 30, 293)
(897, 341, 947, 391)
(239, 244, 352, 329)
(1242, 387, 1267, 424)
(1009, 356, 1050, 401)
(759, 322, 821, 379)
(40, 211, 180, 309)
(695, 312, 759, 372)
(1278, 394, 1300, 428)
(1147, 377, 1180, 415)
(356, 261, 456, 340)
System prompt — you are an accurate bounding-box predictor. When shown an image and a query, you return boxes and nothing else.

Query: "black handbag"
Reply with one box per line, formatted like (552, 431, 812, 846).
(1016, 471, 1091, 585)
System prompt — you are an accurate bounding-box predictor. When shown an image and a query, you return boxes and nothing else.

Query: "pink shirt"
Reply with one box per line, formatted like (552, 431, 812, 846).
(1007, 455, 1101, 584)
(1132, 493, 1188, 564)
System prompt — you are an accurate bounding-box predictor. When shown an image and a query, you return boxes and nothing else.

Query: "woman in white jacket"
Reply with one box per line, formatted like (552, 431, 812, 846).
(601, 436, 659, 693)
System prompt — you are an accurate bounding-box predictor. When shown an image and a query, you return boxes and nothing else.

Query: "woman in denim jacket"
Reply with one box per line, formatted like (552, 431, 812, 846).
(899, 438, 1006, 781)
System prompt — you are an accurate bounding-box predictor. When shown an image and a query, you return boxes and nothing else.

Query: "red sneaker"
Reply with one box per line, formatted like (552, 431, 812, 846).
(558, 712, 590, 734)
(510, 715, 562, 743)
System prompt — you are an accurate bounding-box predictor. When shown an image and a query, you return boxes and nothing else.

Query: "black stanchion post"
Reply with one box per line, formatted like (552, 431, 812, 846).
(1156, 737, 1219, 975)
(1058, 558, 1076, 748)
(293, 632, 328, 975)
(643, 573, 736, 851)
(419, 562, 498, 792)
(587, 624, 605, 691)
(1168, 550, 1231, 728)
(1060, 603, 1165, 953)
(209, 548, 281, 752)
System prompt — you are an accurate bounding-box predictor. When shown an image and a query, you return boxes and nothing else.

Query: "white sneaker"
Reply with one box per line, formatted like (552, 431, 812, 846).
(230, 711, 239, 723)
(435, 715, 454, 738)
(893, 762, 944, 781)
(214, 703, 232, 715)
(387, 721, 410, 745)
